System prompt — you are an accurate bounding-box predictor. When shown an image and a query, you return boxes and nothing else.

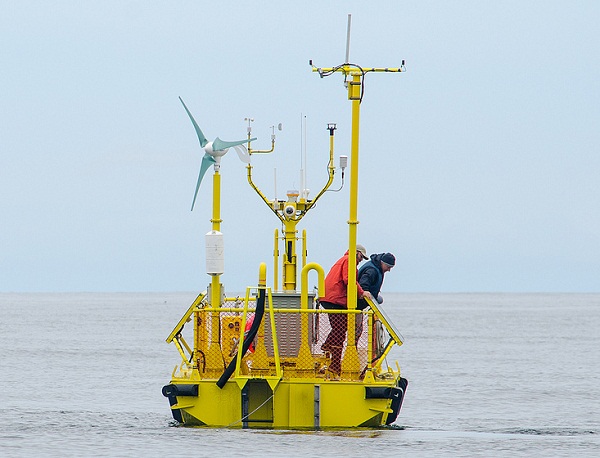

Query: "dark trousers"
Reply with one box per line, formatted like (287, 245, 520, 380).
(320, 301, 365, 375)
(322, 312, 347, 375)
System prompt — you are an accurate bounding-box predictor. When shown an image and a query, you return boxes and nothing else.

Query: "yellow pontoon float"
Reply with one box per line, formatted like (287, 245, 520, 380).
(162, 23, 408, 429)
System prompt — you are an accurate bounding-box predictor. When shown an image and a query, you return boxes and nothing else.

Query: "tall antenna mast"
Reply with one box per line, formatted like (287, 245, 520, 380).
(310, 16, 406, 356)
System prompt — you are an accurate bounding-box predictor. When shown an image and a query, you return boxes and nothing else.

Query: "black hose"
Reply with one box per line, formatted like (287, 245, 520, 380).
(216, 287, 266, 388)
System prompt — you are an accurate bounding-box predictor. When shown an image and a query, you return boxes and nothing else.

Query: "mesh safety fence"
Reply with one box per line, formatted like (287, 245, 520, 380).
(194, 306, 382, 382)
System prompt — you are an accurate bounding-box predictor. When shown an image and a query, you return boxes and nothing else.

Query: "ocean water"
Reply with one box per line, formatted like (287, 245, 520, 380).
(0, 292, 598, 457)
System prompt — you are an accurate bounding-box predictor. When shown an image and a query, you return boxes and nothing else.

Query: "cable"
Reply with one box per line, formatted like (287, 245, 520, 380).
(318, 63, 367, 103)
(225, 393, 275, 427)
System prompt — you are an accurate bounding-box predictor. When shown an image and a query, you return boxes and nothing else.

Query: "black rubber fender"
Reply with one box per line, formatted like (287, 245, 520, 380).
(364, 377, 408, 425)
(162, 384, 199, 397)
(162, 384, 198, 423)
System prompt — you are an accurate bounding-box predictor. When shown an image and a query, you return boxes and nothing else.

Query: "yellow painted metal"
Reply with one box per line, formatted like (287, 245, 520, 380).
(169, 378, 395, 428)
(308, 64, 405, 308)
(203, 169, 225, 374)
(265, 287, 283, 383)
(339, 72, 363, 376)
(179, 335, 193, 356)
(248, 131, 275, 155)
(301, 229, 307, 268)
(373, 342, 396, 374)
(258, 262, 266, 289)
(232, 267, 283, 391)
(172, 298, 401, 377)
(300, 262, 325, 309)
(166, 59, 407, 429)
(301, 125, 336, 206)
(166, 292, 206, 369)
(308, 63, 404, 379)
(297, 262, 325, 369)
(168, 293, 403, 427)
(173, 339, 190, 366)
(362, 311, 375, 383)
(273, 229, 279, 290)
(368, 296, 404, 346)
(185, 381, 242, 427)
(220, 315, 243, 364)
(312, 66, 404, 74)
(251, 314, 269, 369)
(346, 72, 361, 314)
(249, 266, 270, 373)
(236, 287, 253, 379)
(348, 80, 361, 100)
(210, 169, 222, 308)
(245, 128, 337, 291)
(282, 219, 297, 290)
(166, 291, 206, 343)
(211, 169, 222, 231)
(276, 382, 315, 427)
(319, 383, 386, 427)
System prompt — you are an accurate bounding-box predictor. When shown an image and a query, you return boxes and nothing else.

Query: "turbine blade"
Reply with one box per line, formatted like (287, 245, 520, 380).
(233, 145, 251, 164)
(179, 97, 209, 148)
(191, 153, 216, 211)
(212, 137, 257, 152)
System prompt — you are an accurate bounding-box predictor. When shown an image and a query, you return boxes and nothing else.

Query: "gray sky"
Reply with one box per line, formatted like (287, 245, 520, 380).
(1, 1, 598, 293)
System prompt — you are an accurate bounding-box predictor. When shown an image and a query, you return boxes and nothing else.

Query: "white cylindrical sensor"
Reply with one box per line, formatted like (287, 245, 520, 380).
(205, 230, 224, 275)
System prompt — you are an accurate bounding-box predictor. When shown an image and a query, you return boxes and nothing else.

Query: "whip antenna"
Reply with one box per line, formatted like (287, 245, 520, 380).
(345, 14, 352, 63)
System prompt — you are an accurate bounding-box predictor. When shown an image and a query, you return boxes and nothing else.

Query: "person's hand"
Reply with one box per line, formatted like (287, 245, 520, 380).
(362, 291, 373, 300)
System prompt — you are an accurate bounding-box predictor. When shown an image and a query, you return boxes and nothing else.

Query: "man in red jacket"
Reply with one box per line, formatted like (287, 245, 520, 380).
(319, 244, 372, 377)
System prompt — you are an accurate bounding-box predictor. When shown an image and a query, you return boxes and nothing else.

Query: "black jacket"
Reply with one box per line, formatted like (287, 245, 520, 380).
(358, 253, 386, 300)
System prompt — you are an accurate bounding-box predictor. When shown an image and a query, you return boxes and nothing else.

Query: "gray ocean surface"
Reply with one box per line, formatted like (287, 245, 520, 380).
(1, 292, 598, 457)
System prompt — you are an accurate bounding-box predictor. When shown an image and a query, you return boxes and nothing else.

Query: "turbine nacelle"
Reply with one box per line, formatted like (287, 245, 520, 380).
(204, 139, 251, 164)
(203, 142, 226, 159)
(203, 142, 227, 168)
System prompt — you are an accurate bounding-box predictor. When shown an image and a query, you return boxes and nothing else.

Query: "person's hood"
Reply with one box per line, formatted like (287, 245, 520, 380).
(369, 253, 385, 272)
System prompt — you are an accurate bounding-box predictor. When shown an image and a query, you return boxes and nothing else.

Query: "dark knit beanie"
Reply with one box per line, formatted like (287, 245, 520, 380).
(381, 253, 396, 266)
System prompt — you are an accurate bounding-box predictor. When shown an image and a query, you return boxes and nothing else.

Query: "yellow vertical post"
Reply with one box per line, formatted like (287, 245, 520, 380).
(273, 229, 279, 291)
(251, 263, 269, 369)
(282, 220, 297, 291)
(363, 311, 375, 383)
(206, 169, 224, 374)
(311, 62, 404, 378)
(211, 170, 222, 307)
(342, 71, 362, 374)
(301, 229, 307, 269)
(298, 262, 325, 369)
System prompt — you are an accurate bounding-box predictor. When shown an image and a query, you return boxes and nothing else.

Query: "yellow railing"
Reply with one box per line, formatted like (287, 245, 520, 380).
(176, 304, 399, 383)
(167, 266, 402, 384)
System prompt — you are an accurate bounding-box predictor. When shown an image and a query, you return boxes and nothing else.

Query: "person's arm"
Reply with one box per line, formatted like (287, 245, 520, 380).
(341, 257, 349, 287)
(356, 273, 366, 298)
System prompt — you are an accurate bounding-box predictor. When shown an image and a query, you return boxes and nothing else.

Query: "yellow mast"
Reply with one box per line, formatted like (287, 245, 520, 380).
(311, 62, 405, 371)
(347, 72, 361, 349)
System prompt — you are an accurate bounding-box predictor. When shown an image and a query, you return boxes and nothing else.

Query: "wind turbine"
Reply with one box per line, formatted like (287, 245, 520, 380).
(179, 96, 256, 210)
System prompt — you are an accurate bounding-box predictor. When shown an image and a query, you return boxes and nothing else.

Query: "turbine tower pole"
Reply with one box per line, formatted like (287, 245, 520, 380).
(210, 165, 222, 308)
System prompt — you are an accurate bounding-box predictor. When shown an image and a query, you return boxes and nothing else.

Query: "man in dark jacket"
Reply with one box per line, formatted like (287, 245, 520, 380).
(356, 252, 395, 340)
